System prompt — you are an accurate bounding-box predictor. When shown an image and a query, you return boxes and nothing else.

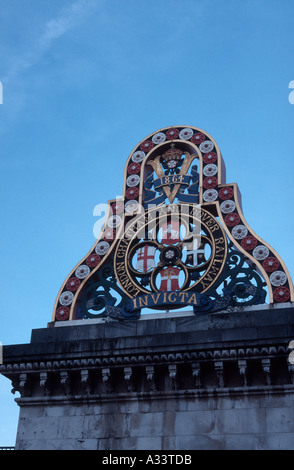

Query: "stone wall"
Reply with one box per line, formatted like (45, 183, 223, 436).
(15, 391, 294, 450)
(1, 304, 294, 450)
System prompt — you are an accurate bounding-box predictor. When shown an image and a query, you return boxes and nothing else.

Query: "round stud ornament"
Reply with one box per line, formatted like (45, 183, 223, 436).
(103, 228, 116, 240)
(107, 215, 122, 228)
(199, 140, 214, 153)
(273, 286, 290, 303)
(59, 291, 74, 306)
(166, 128, 179, 140)
(252, 245, 270, 261)
(179, 128, 193, 140)
(56, 306, 70, 321)
(191, 132, 206, 145)
(203, 176, 218, 189)
(231, 225, 248, 239)
(203, 151, 217, 164)
(126, 174, 140, 187)
(131, 151, 145, 163)
(203, 163, 218, 177)
(111, 201, 124, 214)
(262, 257, 280, 272)
(220, 200, 236, 213)
(66, 277, 81, 292)
(219, 187, 234, 200)
(270, 271, 287, 286)
(125, 200, 139, 213)
(241, 236, 258, 251)
(140, 140, 154, 152)
(165, 249, 176, 259)
(203, 189, 218, 202)
(127, 162, 141, 174)
(224, 213, 241, 227)
(126, 187, 139, 199)
(95, 241, 110, 256)
(167, 159, 178, 169)
(160, 246, 181, 264)
(75, 265, 90, 279)
(86, 253, 101, 268)
(152, 132, 166, 144)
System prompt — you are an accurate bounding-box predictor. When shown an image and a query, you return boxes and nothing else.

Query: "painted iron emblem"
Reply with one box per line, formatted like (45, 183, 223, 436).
(52, 126, 294, 321)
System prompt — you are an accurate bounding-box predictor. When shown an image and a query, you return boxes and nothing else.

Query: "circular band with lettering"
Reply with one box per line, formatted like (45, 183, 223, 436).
(114, 204, 228, 300)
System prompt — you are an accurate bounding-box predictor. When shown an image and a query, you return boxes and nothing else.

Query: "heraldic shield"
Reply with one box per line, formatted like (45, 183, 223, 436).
(52, 126, 294, 322)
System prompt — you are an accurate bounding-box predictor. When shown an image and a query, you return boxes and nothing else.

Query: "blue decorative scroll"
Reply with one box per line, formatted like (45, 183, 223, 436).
(143, 166, 200, 208)
(104, 290, 234, 321)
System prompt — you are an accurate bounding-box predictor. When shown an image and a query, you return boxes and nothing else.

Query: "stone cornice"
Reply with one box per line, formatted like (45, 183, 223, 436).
(1, 308, 293, 400)
(1, 341, 293, 399)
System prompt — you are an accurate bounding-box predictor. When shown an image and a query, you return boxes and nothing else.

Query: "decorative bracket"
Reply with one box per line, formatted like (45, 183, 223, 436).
(52, 126, 293, 322)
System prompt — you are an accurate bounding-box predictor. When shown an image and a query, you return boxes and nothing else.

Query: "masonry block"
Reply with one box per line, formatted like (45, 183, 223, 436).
(1, 305, 294, 450)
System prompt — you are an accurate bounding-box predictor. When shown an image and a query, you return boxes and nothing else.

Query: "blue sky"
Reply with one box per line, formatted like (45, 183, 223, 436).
(0, 0, 294, 446)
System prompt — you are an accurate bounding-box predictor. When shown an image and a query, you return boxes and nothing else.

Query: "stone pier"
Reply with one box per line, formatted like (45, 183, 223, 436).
(1, 304, 294, 450)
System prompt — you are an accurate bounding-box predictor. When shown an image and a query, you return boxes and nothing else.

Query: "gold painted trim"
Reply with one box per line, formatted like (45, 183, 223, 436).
(122, 125, 223, 208)
(114, 204, 228, 299)
(69, 204, 127, 320)
(146, 152, 198, 203)
(213, 185, 294, 303)
(53, 125, 293, 321)
(52, 198, 124, 321)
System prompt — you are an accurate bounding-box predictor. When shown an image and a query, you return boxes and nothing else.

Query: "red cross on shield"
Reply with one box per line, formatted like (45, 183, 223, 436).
(161, 221, 181, 245)
(159, 266, 181, 291)
(136, 245, 156, 272)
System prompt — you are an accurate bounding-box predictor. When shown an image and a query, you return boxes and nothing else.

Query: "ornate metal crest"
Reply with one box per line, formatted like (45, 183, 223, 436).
(52, 126, 294, 322)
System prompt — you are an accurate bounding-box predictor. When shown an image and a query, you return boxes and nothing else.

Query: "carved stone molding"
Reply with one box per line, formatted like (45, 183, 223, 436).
(1, 341, 292, 401)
